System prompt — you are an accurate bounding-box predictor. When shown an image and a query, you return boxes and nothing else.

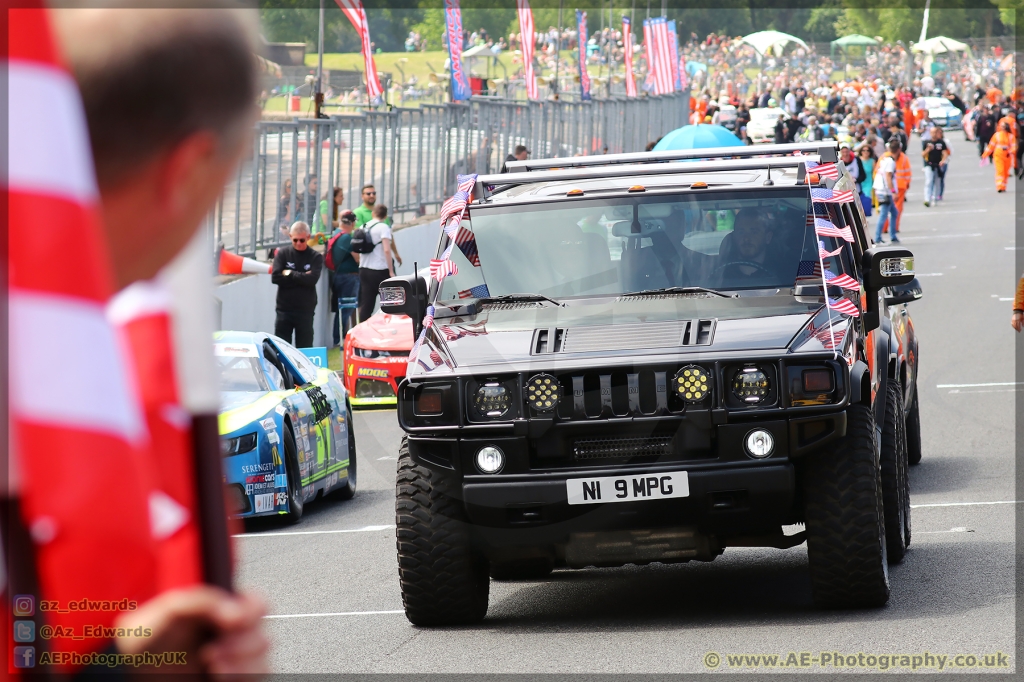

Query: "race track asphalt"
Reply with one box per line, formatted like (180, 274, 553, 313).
(236, 137, 1017, 675)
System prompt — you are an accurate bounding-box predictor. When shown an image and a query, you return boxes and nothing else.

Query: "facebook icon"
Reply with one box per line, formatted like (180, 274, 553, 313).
(14, 646, 35, 668)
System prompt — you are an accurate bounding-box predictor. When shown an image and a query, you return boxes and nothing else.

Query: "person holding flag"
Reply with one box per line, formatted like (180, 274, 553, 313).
(6, 5, 269, 676)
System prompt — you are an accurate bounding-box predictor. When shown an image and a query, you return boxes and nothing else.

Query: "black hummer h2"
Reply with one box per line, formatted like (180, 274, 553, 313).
(380, 142, 924, 626)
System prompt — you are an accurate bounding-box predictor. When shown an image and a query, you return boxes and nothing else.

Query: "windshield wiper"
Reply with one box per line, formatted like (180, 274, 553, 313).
(479, 293, 563, 307)
(621, 286, 737, 299)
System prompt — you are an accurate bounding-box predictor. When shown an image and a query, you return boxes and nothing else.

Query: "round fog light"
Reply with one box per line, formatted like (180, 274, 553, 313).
(476, 446, 504, 473)
(745, 429, 774, 458)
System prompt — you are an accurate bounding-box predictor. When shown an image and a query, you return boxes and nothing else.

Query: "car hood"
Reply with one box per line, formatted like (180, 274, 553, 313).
(349, 312, 414, 350)
(220, 390, 269, 413)
(409, 296, 841, 375)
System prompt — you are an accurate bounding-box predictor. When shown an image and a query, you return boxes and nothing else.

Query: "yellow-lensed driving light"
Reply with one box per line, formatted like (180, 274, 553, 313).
(526, 373, 560, 412)
(674, 365, 710, 403)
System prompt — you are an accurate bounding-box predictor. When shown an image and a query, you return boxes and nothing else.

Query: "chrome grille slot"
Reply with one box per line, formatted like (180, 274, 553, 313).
(573, 436, 674, 461)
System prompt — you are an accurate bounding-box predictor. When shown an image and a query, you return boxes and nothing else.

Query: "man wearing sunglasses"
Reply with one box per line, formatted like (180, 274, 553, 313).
(272, 220, 324, 347)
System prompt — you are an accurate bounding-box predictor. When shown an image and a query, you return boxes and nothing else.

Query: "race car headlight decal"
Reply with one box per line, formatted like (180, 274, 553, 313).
(673, 365, 710, 403)
(473, 382, 511, 418)
(732, 366, 770, 404)
(221, 432, 257, 457)
(526, 373, 560, 412)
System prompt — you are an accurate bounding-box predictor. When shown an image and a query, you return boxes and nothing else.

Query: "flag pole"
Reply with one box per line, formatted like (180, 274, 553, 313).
(315, 0, 325, 118)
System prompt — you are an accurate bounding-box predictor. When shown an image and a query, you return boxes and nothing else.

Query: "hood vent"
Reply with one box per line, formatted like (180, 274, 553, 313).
(532, 327, 565, 354)
(532, 319, 715, 355)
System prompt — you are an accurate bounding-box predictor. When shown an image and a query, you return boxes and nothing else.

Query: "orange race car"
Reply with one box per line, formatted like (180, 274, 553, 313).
(342, 311, 414, 407)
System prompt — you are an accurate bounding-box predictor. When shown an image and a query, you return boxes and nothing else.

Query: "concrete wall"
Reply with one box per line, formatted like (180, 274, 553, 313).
(214, 218, 442, 344)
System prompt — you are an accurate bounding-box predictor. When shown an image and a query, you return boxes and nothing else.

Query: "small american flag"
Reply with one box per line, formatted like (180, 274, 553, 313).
(422, 305, 435, 330)
(453, 226, 480, 266)
(428, 350, 443, 366)
(458, 283, 490, 299)
(806, 161, 839, 180)
(441, 323, 488, 341)
(814, 217, 854, 243)
(795, 260, 822, 281)
(828, 296, 860, 317)
(430, 259, 458, 281)
(819, 240, 844, 258)
(810, 187, 855, 204)
(823, 269, 860, 291)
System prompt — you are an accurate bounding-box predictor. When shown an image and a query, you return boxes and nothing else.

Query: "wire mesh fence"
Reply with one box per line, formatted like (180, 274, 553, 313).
(215, 92, 689, 256)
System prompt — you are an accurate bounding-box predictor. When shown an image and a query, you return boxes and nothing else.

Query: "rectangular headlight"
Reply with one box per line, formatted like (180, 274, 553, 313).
(221, 432, 257, 457)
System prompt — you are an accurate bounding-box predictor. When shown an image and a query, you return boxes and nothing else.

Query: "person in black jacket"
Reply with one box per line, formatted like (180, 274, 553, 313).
(975, 103, 998, 157)
(272, 221, 323, 348)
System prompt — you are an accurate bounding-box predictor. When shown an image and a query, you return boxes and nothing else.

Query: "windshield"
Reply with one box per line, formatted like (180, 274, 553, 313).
(216, 355, 269, 393)
(436, 188, 854, 300)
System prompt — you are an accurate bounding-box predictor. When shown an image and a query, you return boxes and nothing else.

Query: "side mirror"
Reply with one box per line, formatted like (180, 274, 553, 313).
(379, 273, 427, 336)
(860, 246, 915, 331)
(884, 277, 923, 306)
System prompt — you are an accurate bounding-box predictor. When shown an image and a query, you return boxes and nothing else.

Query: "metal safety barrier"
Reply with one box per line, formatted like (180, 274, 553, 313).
(214, 93, 689, 257)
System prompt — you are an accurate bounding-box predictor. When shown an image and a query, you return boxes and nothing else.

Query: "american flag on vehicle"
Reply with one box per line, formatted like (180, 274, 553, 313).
(430, 259, 458, 281)
(810, 187, 855, 204)
(820, 240, 844, 258)
(458, 283, 490, 299)
(814, 217, 854, 242)
(805, 160, 839, 180)
(828, 296, 860, 317)
(824, 269, 860, 291)
(409, 304, 436, 370)
(441, 322, 488, 341)
(795, 260, 823, 282)
(453, 226, 480, 266)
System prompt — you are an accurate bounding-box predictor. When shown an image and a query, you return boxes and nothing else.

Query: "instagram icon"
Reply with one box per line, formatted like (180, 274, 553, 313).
(13, 595, 35, 617)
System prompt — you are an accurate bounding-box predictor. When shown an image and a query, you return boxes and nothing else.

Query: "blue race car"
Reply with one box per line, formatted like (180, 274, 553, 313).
(215, 331, 355, 522)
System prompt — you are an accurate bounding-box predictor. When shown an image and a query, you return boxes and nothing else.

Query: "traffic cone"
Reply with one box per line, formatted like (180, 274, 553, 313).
(218, 246, 271, 275)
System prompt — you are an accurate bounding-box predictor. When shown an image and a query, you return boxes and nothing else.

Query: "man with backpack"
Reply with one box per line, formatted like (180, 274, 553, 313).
(354, 204, 398, 323)
(326, 211, 360, 346)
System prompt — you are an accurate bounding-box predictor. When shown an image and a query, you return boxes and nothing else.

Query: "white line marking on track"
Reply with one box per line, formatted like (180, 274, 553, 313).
(999, 297, 1014, 301)
(264, 610, 405, 619)
(916, 273, 944, 277)
(377, 456, 397, 460)
(911, 500, 1020, 509)
(897, 233, 982, 241)
(916, 527, 974, 535)
(947, 388, 1021, 394)
(234, 524, 395, 538)
(936, 381, 1023, 388)
(902, 209, 988, 217)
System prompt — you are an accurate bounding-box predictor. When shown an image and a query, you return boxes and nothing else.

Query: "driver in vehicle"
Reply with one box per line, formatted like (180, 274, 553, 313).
(716, 207, 778, 285)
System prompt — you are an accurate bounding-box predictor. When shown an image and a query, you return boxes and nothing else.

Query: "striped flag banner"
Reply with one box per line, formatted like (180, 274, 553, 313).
(622, 16, 637, 97)
(453, 227, 480, 266)
(334, 0, 383, 103)
(444, 0, 471, 101)
(430, 258, 459, 282)
(810, 187, 855, 204)
(576, 10, 591, 101)
(796, 263, 860, 291)
(667, 20, 681, 91)
(651, 17, 675, 94)
(642, 18, 656, 92)
(828, 296, 861, 317)
(819, 240, 844, 258)
(805, 160, 839, 180)
(408, 304, 436, 362)
(517, 0, 538, 100)
(824, 269, 861, 291)
(458, 283, 490, 299)
(814, 217, 854, 243)
(809, 319, 846, 349)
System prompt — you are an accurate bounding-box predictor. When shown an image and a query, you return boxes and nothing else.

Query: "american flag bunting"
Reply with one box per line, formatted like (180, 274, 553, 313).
(430, 259, 459, 282)
(828, 296, 860, 317)
(810, 187, 855, 204)
(805, 161, 839, 180)
(814, 217, 854, 242)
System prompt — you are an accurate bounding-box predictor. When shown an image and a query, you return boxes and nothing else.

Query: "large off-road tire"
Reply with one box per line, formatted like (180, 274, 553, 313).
(490, 558, 554, 581)
(879, 381, 910, 563)
(801, 403, 890, 608)
(905, 387, 922, 465)
(336, 400, 357, 500)
(283, 423, 304, 524)
(396, 436, 489, 626)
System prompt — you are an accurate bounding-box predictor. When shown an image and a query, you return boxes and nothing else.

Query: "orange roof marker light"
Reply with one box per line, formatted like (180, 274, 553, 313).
(690, 181, 709, 189)
(566, 189, 585, 196)
(627, 185, 646, 192)
(805, 173, 820, 185)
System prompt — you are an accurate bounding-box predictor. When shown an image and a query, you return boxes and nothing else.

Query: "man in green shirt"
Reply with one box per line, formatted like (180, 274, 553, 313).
(330, 211, 360, 344)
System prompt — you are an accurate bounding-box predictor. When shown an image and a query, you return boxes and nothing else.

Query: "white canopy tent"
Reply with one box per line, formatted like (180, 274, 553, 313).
(911, 35, 971, 56)
(741, 30, 808, 58)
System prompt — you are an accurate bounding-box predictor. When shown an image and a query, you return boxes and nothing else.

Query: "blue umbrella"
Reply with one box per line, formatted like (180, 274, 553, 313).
(653, 124, 744, 151)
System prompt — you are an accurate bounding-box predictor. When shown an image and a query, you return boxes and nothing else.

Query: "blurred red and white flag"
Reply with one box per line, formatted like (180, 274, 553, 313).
(622, 16, 637, 97)
(517, 0, 538, 100)
(335, 0, 384, 103)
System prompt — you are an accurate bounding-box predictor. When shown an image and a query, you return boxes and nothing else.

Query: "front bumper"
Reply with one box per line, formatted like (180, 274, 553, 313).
(407, 408, 847, 547)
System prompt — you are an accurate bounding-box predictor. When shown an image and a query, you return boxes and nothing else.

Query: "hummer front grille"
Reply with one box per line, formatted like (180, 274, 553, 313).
(573, 436, 674, 461)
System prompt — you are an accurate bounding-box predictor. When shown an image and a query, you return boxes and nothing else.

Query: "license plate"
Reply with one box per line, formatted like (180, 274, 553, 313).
(566, 471, 689, 506)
